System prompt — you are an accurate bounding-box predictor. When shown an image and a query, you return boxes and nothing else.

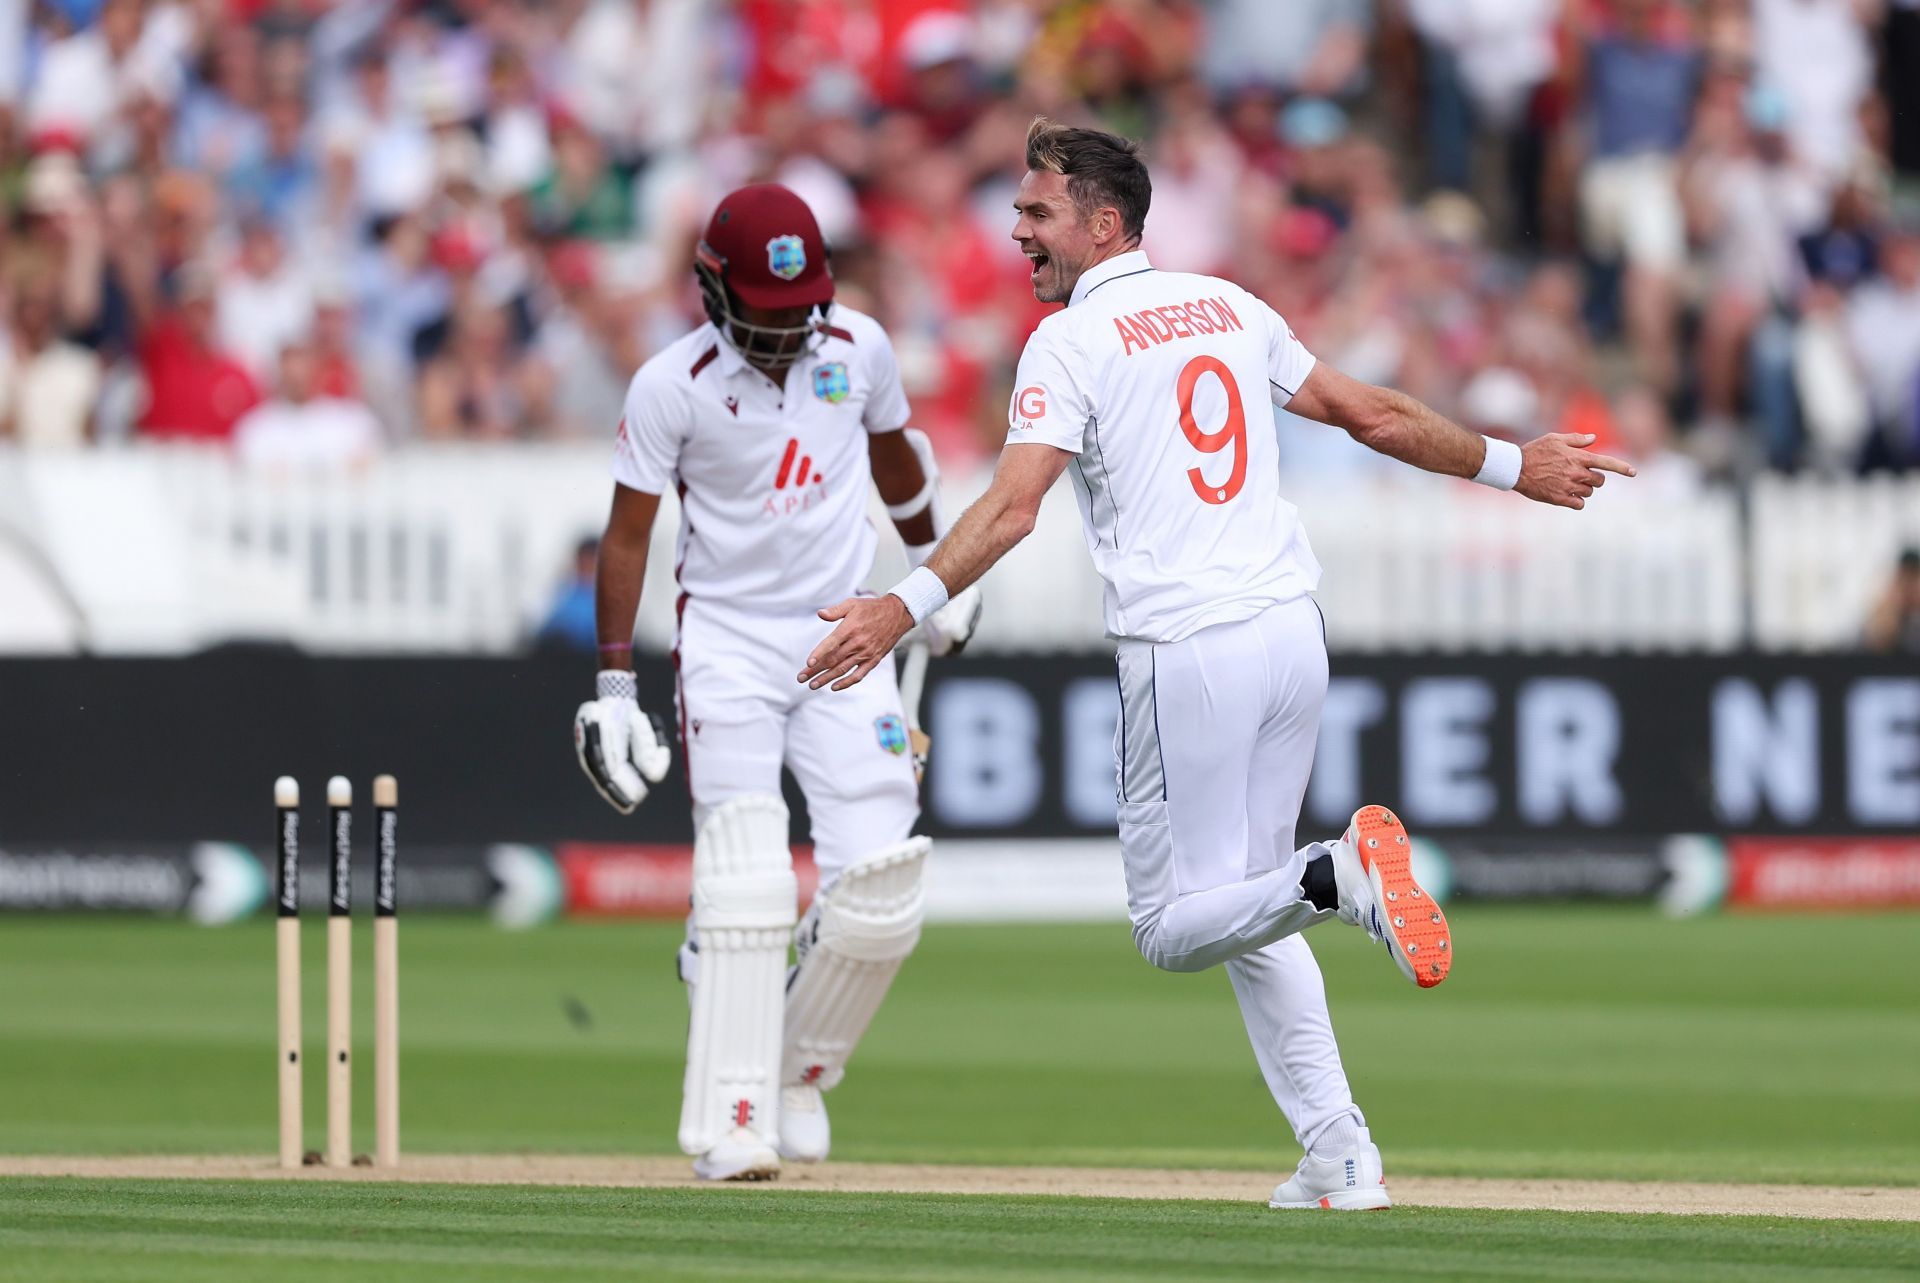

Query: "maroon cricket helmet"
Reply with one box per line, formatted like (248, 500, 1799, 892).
(695, 183, 834, 311)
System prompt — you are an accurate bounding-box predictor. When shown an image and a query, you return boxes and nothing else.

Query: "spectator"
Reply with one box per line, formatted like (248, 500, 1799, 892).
(1788, 174, 1886, 470)
(26, 0, 184, 148)
(227, 91, 322, 245)
(1608, 384, 1704, 501)
(1405, 0, 1559, 244)
(1282, 98, 1356, 230)
(896, 10, 988, 144)
(233, 335, 381, 472)
(1753, 0, 1875, 182)
(336, 47, 435, 220)
(523, 240, 637, 441)
(216, 216, 313, 383)
(1141, 102, 1241, 276)
(172, 23, 268, 192)
(0, 258, 103, 446)
(1799, 169, 1883, 292)
(1575, 0, 1700, 395)
(307, 283, 361, 401)
(531, 536, 601, 652)
(481, 45, 551, 198)
(1203, 0, 1373, 100)
(0, 0, 1907, 491)
(416, 296, 533, 440)
(136, 262, 259, 441)
(1845, 220, 1920, 471)
(1459, 365, 1542, 441)
(1864, 547, 1920, 653)
(351, 212, 445, 437)
(1684, 80, 1826, 461)
(410, 222, 532, 366)
(528, 108, 632, 241)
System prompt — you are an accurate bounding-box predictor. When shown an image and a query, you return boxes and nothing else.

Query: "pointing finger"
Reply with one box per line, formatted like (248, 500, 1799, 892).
(1581, 451, 1636, 477)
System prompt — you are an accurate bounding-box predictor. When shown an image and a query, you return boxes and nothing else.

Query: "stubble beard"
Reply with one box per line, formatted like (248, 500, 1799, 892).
(1033, 261, 1071, 305)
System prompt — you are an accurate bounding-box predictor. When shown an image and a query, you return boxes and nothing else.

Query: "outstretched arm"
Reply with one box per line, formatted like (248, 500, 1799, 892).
(1286, 363, 1635, 509)
(799, 442, 1073, 691)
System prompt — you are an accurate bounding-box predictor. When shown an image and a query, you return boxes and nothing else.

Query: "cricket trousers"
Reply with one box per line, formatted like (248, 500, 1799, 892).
(1114, 593, 1362, 1153)
(674, 596, 920, 882)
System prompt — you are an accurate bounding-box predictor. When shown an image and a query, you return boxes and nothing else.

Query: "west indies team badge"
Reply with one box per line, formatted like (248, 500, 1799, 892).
(767, 234, 807, 281)
(874, 714, 909, 755)
(813, 362, 851, 404)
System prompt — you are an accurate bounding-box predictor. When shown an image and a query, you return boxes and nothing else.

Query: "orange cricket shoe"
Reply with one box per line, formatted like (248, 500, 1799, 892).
(1329, 805, 1451, 988)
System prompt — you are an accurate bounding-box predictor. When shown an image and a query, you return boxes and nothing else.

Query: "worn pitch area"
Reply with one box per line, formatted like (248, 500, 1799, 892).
(1, 1155, 1913, 1222)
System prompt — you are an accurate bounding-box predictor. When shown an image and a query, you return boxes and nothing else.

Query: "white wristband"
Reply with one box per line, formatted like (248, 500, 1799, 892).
(888, 565, 950, 624)
(596, 670, 637, 701)
(1472, 436, 1523, 491)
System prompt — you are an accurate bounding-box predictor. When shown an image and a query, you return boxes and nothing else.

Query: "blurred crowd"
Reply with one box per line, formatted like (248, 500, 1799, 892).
(3, 0, 1920, 484)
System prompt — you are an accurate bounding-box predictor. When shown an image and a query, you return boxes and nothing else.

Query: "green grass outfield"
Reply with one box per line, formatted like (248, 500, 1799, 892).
(4, 1180, 1919, 1283)
(2, 908, 1917, 1280)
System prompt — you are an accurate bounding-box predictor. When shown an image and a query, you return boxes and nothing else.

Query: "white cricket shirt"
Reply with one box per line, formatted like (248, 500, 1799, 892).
(611, 305, 912, 614)
(1007, 251, 1323, 643)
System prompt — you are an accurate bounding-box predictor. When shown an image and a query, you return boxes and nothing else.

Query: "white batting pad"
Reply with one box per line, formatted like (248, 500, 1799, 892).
(679, 794, 798, 1156)
(782, 837, 930, 1092)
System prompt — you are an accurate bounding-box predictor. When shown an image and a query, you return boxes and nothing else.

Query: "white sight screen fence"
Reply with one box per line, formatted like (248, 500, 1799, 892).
(0, 444, 1911, 655)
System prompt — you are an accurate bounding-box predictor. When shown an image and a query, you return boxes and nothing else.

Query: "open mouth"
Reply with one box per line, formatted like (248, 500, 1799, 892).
(1026, 251, 1050, 278)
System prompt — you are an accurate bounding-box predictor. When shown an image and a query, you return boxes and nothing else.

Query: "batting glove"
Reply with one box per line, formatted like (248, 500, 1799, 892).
(922, 583, 982, 657)
(574, 670, 672, 814)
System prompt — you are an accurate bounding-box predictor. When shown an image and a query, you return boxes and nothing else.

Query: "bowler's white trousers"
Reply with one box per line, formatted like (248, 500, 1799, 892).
(1114, 594, 1362, 1152)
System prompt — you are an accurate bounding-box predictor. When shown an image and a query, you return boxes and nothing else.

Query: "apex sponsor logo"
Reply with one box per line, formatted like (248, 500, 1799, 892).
(764, 438, 829, 517)
(774, 439, 820, 490)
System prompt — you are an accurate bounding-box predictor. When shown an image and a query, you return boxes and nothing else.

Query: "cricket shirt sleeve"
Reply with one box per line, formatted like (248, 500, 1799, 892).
(859, 322, 914, 435)
(1006, 324, 1093, 455)
(1258, 298, 1317, 408)
(610, 364, 689, 495)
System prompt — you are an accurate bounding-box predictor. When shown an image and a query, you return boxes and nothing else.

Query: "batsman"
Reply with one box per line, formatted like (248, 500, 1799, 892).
(573, 184, 980, 1180)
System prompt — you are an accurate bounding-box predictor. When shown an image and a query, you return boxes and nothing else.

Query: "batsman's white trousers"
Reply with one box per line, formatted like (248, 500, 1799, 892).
(674, 596, 920, 881)
(1114, 593, 1362, 1153)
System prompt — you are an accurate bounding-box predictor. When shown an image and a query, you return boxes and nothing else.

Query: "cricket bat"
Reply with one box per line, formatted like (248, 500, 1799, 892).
(898, 640, 931, 782)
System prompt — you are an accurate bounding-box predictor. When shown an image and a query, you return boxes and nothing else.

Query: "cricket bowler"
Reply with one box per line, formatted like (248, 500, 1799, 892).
(799, 120, 1632, 1210)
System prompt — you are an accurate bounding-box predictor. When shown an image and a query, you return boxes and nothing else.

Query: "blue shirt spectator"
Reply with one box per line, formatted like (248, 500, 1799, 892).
(534, 538, 602, 652)
(1587, 20, 1700, 158)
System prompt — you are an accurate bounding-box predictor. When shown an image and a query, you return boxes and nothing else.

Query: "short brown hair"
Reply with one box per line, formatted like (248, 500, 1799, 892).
(1025, 117, 1151, 243)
